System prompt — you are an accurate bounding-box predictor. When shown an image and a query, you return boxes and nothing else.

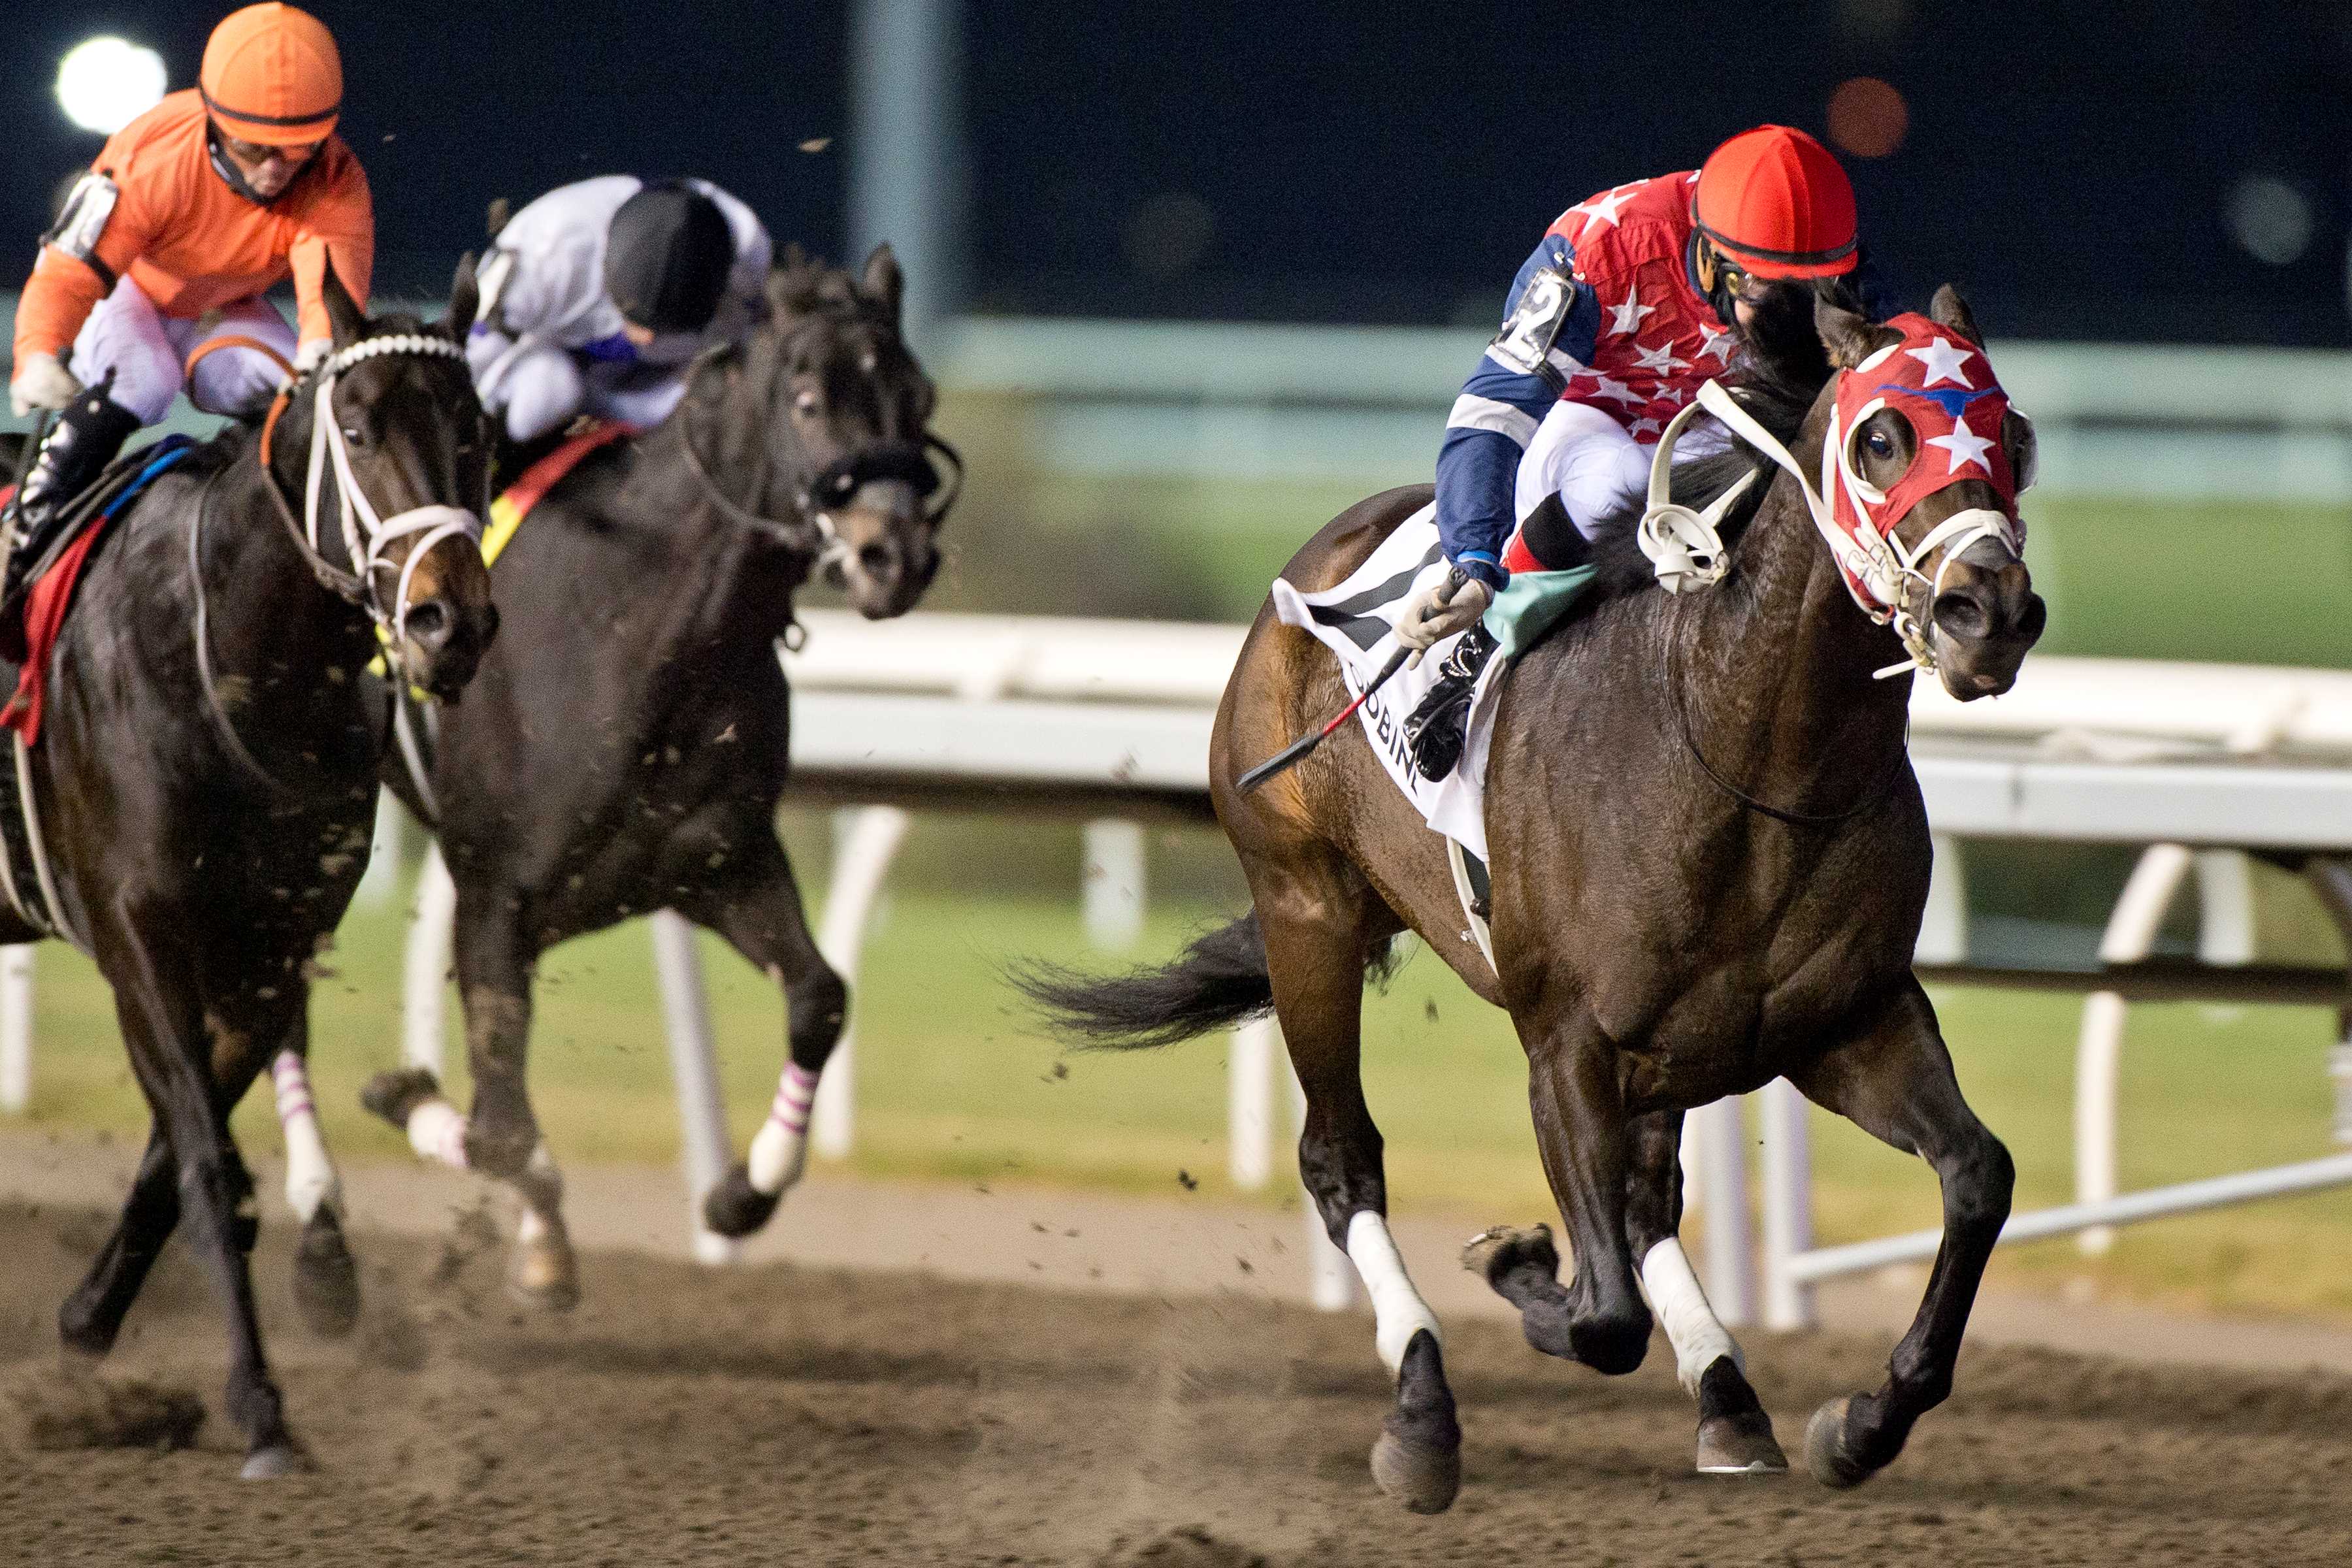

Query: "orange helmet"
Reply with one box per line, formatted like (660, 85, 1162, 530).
(199, 3, 342, 147)
(1692, 125, 1858, 280)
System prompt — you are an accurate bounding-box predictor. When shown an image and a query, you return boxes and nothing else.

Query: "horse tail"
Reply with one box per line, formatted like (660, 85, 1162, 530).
(1011, 911, 1276, 1050)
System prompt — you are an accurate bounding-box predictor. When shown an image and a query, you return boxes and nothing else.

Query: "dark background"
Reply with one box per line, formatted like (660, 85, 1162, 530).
(3, 1, 2347, 344)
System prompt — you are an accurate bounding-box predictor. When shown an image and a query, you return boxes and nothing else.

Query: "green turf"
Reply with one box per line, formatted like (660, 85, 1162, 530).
(11, 822, 2352, 1321)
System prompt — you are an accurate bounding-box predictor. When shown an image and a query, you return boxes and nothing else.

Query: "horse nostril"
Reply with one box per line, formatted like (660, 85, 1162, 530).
(1932, 589, 1991, 642)
(2016, 593, 2048, 644)
(406, 599, 453, 649)
(858, 542, 896, 578)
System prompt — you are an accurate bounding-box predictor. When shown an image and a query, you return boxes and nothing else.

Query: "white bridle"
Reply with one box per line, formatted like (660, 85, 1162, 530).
(1637, 377, 2025, 678)
(298, 335, 485, 658)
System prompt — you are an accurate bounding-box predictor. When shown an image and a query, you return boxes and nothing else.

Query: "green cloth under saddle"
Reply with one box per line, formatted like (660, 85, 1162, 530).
(1482, 564, 1599, 659)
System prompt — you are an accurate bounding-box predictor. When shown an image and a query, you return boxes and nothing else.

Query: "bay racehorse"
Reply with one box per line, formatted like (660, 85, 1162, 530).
(0, 265, 497, 1477)
(1021, 286, 2043, 1510)
(359, 246, 953, 1304)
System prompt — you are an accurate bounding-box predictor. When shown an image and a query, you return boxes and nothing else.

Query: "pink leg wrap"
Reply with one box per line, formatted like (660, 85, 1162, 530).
(767, 1062, 818, 1135)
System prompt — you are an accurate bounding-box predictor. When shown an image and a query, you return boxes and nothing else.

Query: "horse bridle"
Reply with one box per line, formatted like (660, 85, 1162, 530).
(193, 333, 485, 793)
(674, 322, 962, 574)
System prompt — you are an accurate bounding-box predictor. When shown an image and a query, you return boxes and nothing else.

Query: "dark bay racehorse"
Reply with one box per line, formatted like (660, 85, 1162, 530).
(1022, 287, 2043, 1510)
(360, 247, 952, 1303)
(0, 268, 497, 1477)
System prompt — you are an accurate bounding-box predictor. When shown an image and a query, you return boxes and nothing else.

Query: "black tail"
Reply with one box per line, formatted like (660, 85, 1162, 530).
(1011, 911, 1276, 1050)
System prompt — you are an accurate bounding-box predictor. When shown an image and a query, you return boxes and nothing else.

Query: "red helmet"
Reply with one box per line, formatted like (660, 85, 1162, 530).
(1692, 125, 1858, 280)
(200, 3, 342, 147)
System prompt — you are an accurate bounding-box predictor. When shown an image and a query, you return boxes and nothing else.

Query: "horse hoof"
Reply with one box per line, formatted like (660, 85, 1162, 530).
(507, 1236, 580, 1313)
(1459, 1222, 1558, 1287)
(291, 1207, 362, 1339)
(1370, 1431, 1460, 1514)
(359, 1066, 441, 1129)
(240, 1443, 306, 1481)
(703, 1164, 782, 1239)
(1697, 1411, 1788, 1475)
(1805, 1396, 1872, 1490)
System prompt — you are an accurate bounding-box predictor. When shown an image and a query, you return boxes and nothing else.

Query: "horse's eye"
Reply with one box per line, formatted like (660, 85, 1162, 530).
(1865, 429, 1893, 459)
(342, 424, 368, 448)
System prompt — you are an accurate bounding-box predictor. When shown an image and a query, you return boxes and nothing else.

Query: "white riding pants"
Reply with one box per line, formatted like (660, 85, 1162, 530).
(467, 332, 689, 443)
(67, 276, 296, 425)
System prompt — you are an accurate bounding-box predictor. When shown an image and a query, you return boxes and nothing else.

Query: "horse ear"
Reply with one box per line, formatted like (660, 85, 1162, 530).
(860, 243, 904, 327)
(1814, 293, 1900, 370)
(1929, 284, 1985, 347)
(446, 251, 481, 342)
(321, 263, 368, 346)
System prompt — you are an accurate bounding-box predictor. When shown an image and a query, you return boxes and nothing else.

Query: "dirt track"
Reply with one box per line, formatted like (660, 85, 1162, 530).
(2, 1200, 2348, 1567)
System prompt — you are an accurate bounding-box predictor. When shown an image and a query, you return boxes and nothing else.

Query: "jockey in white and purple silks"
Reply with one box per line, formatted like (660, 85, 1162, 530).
(1397, 125, 1890, 770)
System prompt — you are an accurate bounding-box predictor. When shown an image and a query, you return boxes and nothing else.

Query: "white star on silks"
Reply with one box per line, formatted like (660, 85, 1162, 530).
(1697, 323, 1734, 363)
(1568, 181, 1643, 240)
(1632, 340, 1688, 376)
(1587, 375, 1647, 406)
(1926, 408, 1997, 475)
(1906, 337, 1976, 389)
(1628, 417, 1664, 439)
(1606, 285, 1657, 337)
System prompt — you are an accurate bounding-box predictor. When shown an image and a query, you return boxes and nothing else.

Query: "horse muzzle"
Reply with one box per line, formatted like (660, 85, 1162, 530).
(1927, 538, 2044, 700)
(824, 478, 939, 619)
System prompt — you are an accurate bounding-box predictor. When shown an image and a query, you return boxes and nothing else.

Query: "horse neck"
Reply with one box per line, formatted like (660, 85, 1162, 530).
(1673, 448, 1912, 792)
(635, 401, 813, 646)
(205, 446, 380, 730)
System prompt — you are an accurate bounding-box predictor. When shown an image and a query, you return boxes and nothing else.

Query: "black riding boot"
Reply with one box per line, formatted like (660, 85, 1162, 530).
(0, 388, 141, 659)
(1403, 621, 1499, 781)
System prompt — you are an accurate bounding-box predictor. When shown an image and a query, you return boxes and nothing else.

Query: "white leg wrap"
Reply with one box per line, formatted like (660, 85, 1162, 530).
(1346, 1211, 1442, 1375)
(746, 1062, 817, 1195)
(406, 1096, 469, 1170)
(1641, 1238, 1741, 1396)
(270, 1051, 339, 1224)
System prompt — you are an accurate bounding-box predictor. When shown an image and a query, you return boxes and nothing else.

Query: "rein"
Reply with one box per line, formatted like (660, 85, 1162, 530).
(1659, 629, 1909, 828)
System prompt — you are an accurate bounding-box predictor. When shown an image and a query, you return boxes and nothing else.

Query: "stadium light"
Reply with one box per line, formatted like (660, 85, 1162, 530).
(55, 37, 167, 136)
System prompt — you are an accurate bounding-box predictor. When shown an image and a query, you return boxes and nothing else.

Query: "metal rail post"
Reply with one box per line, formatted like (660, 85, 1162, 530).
(650, 911, 738, 1265)
(0, 945, 30, 1113)
(810, 805, 915, 1160)
(403, 845, 458, 1077)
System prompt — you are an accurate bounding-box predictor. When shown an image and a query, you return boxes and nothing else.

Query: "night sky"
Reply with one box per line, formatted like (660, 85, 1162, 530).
(2, 1, 2347, 344)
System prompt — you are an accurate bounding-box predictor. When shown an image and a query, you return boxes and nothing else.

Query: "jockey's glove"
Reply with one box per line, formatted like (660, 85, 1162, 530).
(295, 338, 333, 376)
(8, 353, 82, 417)
(1396, 572, 1495, 655)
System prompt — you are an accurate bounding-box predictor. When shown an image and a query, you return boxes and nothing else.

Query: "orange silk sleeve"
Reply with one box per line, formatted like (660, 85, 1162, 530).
(288, 147, 374, 346)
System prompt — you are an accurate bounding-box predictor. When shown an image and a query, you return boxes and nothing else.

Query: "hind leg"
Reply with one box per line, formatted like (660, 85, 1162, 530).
(676, 828, 846, 1239)
(362, 884, 574, 1309)
(1249, 855, 1459, 1515)
(57, 1124, 181, 1356)
(1622, 1109, 1783, 1475)
(1791, 979, 2013, 1488)
(1465, 1004, 1652, 1375)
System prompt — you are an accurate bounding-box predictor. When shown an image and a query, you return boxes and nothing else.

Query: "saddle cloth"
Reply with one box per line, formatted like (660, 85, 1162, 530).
(480, 420, 634, 568)
(3, 436, 199, 744)
(1270, 503, 1507, 862)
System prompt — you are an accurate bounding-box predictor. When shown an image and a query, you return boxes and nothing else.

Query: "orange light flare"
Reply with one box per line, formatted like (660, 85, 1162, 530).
(1827, 76, 1910, 159)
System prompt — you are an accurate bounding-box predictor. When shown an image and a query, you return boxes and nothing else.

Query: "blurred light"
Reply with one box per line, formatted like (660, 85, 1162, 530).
(55, 37, 166, 135)
(2227, 176, 2313, 267)
(1827, 77, 1908, 159)
(1835, 0, 1912, 44)
(1124, 192, 1216, 281)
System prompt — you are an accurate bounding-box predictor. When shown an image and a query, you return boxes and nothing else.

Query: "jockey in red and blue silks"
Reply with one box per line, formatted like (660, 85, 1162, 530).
(1397, 125, 1881, 662)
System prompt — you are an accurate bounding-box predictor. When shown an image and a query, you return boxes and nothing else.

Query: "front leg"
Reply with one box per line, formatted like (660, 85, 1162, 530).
(1790, 977, 2014, 1488)
(1465, 1006, 1650, 1375)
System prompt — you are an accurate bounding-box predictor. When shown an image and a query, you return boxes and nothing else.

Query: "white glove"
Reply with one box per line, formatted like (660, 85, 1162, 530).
(8, 352, 82, 417)
(294, 338, 333, 376)
(1395, 572, 1495, 654)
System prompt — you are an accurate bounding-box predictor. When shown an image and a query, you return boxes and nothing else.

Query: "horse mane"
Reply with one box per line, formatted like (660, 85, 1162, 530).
(1571, 278, 1858, 604)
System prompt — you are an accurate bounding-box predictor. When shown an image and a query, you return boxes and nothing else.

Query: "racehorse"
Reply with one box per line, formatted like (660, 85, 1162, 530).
(1, 266, 497, 1477)
(1020, 286, 2043, 1510)
(359, 246, 954, 1305)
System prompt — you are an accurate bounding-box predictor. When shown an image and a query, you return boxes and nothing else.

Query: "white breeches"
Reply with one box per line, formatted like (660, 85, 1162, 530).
(468, 333, 689, 444)
(1514, 400, 1735, 540)
(69, 277, 297, 425)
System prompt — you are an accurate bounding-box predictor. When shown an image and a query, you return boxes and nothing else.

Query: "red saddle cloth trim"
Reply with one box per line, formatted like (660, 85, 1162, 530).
(2, 516, 112, 745)
(499, 423, 634, 529)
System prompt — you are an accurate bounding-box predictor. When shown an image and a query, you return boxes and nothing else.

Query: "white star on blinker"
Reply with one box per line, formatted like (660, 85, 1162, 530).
(1926, 410, 1997, 475)
(1606, 285, 1656, 337)
(1632, 340, 1688, 375)
(1906, 337, 1976, 389)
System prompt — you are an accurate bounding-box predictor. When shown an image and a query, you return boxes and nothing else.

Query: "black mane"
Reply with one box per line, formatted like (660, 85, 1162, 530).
(1576, 278, 1856, 602)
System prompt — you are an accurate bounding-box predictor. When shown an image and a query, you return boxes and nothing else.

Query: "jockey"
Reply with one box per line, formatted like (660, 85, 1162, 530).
(464, 176, 772, 445)
(5, 3, 369, 630)
(1398, 125, 1877, 773)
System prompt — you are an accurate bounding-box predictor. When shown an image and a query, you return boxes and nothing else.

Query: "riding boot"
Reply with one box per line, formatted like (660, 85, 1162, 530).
(1403, 621, 1499, 782)
(0, 389, 141, 661)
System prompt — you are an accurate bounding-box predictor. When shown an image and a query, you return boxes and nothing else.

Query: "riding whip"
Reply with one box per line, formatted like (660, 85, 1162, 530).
(1237, 567, 1465, 794)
